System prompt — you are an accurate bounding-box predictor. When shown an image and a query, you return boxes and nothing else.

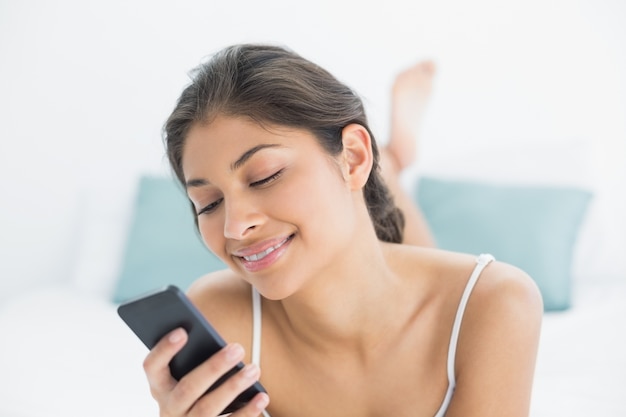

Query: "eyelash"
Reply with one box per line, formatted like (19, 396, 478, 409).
(197, 198, 223, 216)
(250, 169, 283, 187)
(196, 169, 284, 216)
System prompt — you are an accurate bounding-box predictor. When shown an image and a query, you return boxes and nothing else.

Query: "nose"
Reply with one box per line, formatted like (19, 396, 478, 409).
(223, 196, 262, 240)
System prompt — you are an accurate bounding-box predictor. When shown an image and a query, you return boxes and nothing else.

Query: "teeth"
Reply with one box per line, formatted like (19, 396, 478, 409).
(243, 238, 288, 262)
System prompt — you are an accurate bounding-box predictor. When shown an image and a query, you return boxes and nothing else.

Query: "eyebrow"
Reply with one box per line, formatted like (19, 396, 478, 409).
(185, 143, 282, 189)
(231, 144, 281, 171)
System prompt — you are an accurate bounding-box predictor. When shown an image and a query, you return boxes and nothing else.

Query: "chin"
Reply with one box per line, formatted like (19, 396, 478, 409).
(254, 284, 294, 301)
(251, 275, 303, 301)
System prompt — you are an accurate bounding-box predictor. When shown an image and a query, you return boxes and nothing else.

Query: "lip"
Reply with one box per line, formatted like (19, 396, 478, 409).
(233, 234, 294, 273)
(232, 235, 293, 257)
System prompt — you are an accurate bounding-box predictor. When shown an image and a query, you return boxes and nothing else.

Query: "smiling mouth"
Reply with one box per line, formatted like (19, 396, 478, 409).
(240, 234, 294, 262)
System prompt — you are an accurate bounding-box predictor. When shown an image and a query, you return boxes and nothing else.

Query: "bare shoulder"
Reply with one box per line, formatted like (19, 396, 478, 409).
(186, 269, 254, 353)
(405, 246, 543, 313)
(446, 256, 544, 416)
(387, 246, 544, 414)
(467, 257, 544, 326)
(386, 245, 543, 312)
(455, 255, 544, 354)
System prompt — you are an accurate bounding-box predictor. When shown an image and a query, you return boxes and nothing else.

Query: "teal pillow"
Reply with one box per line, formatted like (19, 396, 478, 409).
(416, 176, 592, 311)
(113, 176, 227, 303)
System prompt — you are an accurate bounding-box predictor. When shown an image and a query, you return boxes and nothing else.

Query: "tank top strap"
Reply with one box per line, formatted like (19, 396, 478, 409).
(251, 288, 272, 417)
(251, 287, 262, 366)
(434, 253, 495, 417)
(447, 253, 494, 383)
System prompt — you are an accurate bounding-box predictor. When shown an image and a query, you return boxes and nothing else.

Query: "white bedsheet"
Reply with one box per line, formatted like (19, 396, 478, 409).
(0, 287, 157, 417)
(0, 281, 624, 417)
(531, 281, 626, 416)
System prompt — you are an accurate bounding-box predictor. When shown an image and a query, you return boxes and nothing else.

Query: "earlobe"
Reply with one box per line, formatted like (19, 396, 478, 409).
(340, 124, 374, 190)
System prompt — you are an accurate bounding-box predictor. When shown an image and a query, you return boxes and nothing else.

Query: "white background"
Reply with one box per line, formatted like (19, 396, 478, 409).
(1, 0, 625, 304)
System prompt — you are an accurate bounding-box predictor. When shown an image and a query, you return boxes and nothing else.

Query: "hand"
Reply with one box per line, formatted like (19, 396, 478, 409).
(143, 328, 270, 416)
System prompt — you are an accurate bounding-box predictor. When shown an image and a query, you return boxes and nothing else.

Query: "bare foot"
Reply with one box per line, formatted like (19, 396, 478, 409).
(386, 60, 436, 171)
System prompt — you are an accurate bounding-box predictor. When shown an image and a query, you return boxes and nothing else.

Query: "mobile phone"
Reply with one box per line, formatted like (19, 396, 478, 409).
(117, 285, 266, 415)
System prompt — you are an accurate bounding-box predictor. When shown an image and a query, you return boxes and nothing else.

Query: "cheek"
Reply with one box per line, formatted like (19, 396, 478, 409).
(284, 165, 355, 237)
(197, 216, 227, 258)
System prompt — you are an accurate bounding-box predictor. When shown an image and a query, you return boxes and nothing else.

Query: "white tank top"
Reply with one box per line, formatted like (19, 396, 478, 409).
(251, 253, 495, 417)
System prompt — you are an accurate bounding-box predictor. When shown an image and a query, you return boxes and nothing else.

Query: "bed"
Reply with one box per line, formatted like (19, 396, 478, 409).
(1, 144, 624, 416)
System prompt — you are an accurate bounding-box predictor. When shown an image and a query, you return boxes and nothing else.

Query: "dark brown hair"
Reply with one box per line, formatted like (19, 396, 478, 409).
(164, 44, 405, 243)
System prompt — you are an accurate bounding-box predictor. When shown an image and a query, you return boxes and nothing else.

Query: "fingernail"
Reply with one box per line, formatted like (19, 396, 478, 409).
(255, 393, 270, 410)
(225, 343, 244, 361)
(243, 363, 260, 379)
(168, 328, 184, 343)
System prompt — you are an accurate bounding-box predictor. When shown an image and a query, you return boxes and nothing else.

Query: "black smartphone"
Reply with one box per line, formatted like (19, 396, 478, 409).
(117, 285, 266, 415)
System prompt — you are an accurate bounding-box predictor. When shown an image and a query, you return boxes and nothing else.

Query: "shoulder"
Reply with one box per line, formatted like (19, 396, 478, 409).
(457, 255, 544, 354)
(393, 245, 543, 315)
(186, 269, 254, 352)
(464, 257, 544, 330)
(446, 256, 544, 415)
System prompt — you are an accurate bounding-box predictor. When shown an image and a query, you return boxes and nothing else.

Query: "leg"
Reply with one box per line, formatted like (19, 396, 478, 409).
(380, 61, 436, 247)
(387, 60, 435, 170)
(380, 150, 435, 247)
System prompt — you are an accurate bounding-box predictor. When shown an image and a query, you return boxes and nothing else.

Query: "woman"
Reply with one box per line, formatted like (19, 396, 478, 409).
(143, 44, 543, 417)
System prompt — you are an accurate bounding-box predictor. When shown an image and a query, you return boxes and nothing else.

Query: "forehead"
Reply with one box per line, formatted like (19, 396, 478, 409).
(181, 115, 323, 175)
(187, 115, 291, 147)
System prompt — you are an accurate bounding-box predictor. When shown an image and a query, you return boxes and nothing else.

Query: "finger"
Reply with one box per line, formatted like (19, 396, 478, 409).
(169, 343, 245, 414)
(143, 328, 188, 397)
(231, 392, 270, 417)
(190, 362, 264, 417)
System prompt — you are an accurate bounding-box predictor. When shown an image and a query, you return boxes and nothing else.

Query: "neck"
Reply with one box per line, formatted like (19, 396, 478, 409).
(270, 240, 414, 360)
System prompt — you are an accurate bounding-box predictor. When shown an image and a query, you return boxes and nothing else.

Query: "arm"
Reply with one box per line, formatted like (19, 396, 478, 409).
(446, 261, 543, 416)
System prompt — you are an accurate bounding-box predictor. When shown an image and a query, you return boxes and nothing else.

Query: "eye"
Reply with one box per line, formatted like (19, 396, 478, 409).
(197, 198, 223, 216)
(250, 169, 283, 187)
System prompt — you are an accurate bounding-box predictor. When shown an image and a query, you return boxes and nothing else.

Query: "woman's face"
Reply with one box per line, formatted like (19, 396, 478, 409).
(182, 115, 359, 299)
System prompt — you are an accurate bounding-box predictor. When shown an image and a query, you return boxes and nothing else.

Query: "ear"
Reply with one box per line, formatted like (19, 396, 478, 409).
(340, 124, 374, 190)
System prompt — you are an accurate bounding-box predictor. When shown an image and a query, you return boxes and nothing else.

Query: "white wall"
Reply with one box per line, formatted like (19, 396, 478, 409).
(1, 0, 624, 304)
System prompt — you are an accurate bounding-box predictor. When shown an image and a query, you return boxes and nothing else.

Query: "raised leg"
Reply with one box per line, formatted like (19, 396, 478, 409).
(380, 61, 437, 247)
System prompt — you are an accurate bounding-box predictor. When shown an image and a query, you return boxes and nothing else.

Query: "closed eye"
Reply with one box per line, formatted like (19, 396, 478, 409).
(197, 198, 223, 216)
(250, 169, 283, 187)
(197, 170, 283, 215)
